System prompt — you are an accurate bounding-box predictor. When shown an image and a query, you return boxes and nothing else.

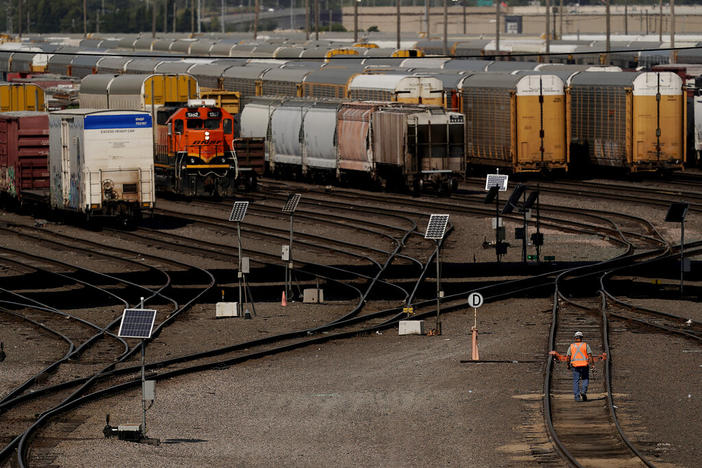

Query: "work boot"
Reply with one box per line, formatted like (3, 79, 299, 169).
(574, 395, 581, 402)
(581, 393, 587, 402)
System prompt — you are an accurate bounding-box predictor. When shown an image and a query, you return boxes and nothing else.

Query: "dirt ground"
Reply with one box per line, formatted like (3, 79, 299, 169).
(2, 177, 702, 467)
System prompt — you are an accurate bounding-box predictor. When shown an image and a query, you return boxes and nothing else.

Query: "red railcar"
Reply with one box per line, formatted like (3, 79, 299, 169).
(0, 112, 50, 205)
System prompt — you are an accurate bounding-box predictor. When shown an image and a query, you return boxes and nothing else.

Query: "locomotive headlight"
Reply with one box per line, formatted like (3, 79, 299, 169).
(205, 131, 210, 141)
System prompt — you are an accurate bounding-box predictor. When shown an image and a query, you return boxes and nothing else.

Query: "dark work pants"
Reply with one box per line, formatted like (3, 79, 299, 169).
(572, 366, 589, 397)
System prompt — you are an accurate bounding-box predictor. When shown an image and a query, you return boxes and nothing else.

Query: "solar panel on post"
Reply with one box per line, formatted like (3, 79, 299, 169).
(523, 191, 539, 210)
(282, 193, 301, 214)
(665, 202, 689, 223)
(424, 214, 450, 240)
(118, 309, 157, 339)
(229, 201, 249, 222)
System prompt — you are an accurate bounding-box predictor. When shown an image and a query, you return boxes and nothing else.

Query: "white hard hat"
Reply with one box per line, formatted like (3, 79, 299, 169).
(574, 331, 583, 338)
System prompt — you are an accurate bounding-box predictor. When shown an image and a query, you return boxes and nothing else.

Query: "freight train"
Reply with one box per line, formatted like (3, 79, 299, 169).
(79, 73, 265, 196)
(0, 39, 692, 179)
(0, 109, 155, 223)
(240, 98, 464, 192)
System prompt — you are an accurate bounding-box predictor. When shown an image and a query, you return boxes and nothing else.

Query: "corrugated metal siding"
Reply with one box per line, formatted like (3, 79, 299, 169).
(0, 112, 50, 199)
(462, 87, 512, 166)
(570, 84, 628, 166)
(261, 80, 299, 97)
(372, 111, 406, 167)
(337, 104, 375, 172)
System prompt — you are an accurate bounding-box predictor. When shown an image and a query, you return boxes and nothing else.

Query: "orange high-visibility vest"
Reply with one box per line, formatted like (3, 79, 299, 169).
(569, 342, 589, 367)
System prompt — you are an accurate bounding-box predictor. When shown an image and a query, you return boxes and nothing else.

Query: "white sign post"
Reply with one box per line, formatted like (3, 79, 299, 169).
(468, 292, 483, 361)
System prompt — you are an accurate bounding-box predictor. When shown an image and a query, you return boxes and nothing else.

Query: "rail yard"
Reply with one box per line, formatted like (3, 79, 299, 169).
(0, 30, 701, 467)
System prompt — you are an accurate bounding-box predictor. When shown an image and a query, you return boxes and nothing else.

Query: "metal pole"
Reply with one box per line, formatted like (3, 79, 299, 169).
(197, 0, 201, 33)
(82, 0, 85, 37)
(291, 0, 294, 30)
(165, 0, 168, 32)
(435, 241, 441, 335)
(237, 221, 243, 315)
(680, 219, 684, 296)
(141, 342, 147, 435)
(624, 2, 628, 35)
(495, 0, 500, 54)
(545, 0, 550, 54)
(353, 0, 358, 42)
(221, 0, 225, 32)
(559, 0, 563, 39)
(536, 186, 541, 263)
(424, 0, 428, 38)
(605, 0, 610, 65)
(658, 0, 662, 43)
(496, 191, 501, 263)
(305, 0, 309, 39)
(174, 0, 177, 33)
(152, 0, 157, 38)
(315, 0, 319, 40)
(522, 192, 527, 263)
(397, 0, 400, 50)
(443, 0, 447, 55)
(288, 214, 294, 298)
(670, 0, 675, 63)
(254, 0, 260, 39)
(463, 3, 466, 35)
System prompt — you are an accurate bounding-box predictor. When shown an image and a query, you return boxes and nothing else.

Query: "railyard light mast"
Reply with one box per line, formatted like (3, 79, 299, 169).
(425, 214, 450, 336)
(282, 193, 302, 301)
(501, 184, 528, 263)
(485, 172, 509, 263)
(229, 201, 250, 316)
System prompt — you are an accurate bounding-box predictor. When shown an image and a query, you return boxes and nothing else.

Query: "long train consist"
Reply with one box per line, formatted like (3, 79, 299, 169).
(0, 109, 155, 222)
(0, 38, 692, 178)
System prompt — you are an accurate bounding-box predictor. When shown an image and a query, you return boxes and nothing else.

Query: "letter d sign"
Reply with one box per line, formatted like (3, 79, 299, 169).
(468, 292, 483, 309)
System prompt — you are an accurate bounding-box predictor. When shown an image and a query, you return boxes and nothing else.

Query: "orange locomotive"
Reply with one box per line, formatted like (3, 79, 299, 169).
(155, 99, 240, 197)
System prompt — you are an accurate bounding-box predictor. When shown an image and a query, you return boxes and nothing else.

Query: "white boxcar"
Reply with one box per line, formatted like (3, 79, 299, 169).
(49, 109, 155, 221)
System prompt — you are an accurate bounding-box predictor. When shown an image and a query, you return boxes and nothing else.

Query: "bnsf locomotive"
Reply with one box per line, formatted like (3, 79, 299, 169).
(155, 99, 242, 197)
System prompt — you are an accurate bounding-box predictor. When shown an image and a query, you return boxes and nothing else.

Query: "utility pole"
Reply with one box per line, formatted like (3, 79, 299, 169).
(670, 0, 676, 63)
(353, 0, 358, 42)
(495, 0, 500, 54)
(19, 0, 23, 38)
(174, 0, 177, 33)
(254, 0, 260, 38)
(396, 0, 401, 49)
(221, 0, 225, 33)
(545, 0, 550, 54)
(425, 0, 429, 38)
(165, 0, 168, 33)
(191, 0, 195, 33)
(305, 0, 309, 39)
(605, 0, 610, 65)
(152, 0, 157, 38)
(443, 0, 447, 55)
(659, 0, 662, 42)
(197, 0, 201, 33)
(314, 0, 319, 40)
(559, 0, 563, 39)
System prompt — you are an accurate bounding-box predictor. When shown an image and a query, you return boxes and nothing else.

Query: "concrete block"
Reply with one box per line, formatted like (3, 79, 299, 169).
(399, 320, 425, 335)
(216, 302, 239, 318)
(303, 289, 324, 303)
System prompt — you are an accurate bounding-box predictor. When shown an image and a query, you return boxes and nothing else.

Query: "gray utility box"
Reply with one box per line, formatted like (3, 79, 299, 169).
(303, 289, 324, 303)
(216, 302, 239, 317)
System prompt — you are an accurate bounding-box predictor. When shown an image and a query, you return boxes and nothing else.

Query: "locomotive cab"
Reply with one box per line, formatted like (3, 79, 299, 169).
(155, 99, 240, 197)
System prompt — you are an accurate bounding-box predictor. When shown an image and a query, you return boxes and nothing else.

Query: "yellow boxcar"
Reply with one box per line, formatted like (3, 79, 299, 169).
(460, 73, 569, 173)
(569, 71, 684, 172)
(0, 83, 45, 111)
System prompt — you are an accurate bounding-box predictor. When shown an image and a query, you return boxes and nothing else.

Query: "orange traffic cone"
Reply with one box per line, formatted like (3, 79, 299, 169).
(281, 291, 287, 307)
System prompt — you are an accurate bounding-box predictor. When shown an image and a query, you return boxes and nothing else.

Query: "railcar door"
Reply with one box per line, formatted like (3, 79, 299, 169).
(60, 119, 71, 206)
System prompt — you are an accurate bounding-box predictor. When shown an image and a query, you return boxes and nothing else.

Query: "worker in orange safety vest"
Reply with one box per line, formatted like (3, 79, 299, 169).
(549, 331, 606, 402)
